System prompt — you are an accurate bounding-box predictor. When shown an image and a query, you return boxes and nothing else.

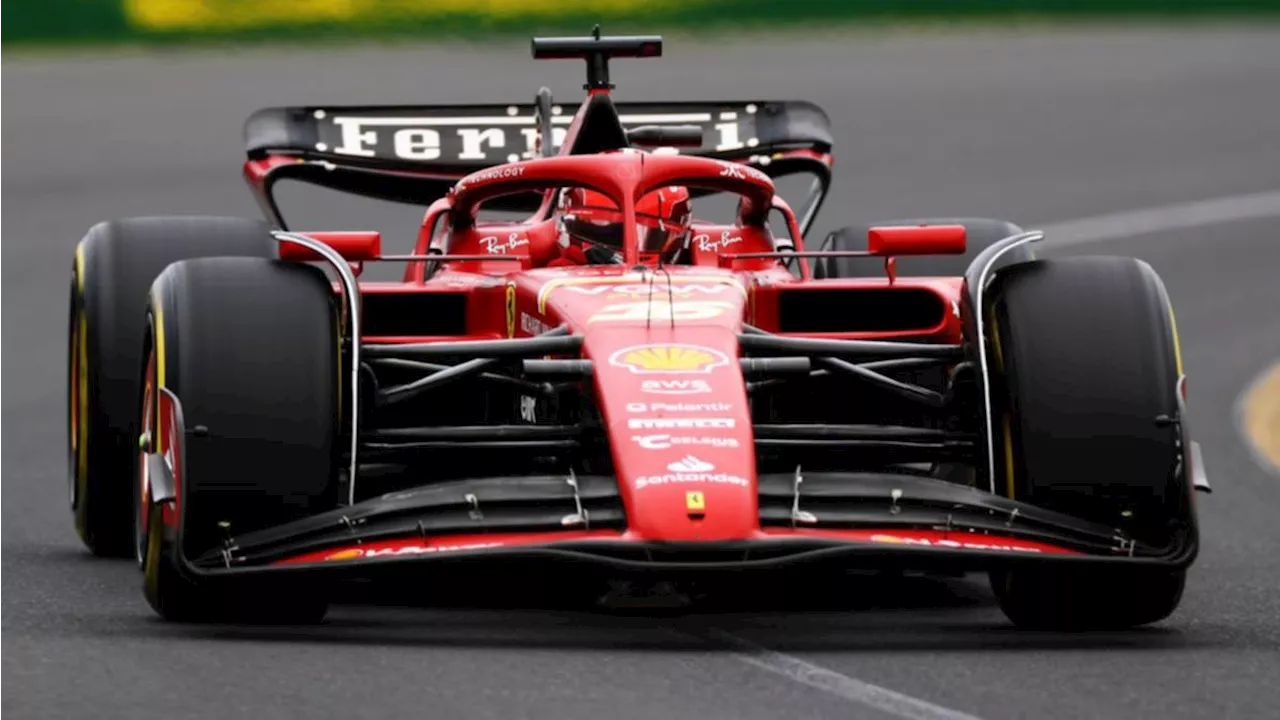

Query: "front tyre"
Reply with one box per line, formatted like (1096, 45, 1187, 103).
(68, 216, 273, 557)
(140, 256, 339, 623)
(984, 255, 1193, 630)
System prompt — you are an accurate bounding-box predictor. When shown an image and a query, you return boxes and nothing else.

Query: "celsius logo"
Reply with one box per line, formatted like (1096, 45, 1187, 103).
(667, 455, 714, 472)
(631, 435, 740, 450)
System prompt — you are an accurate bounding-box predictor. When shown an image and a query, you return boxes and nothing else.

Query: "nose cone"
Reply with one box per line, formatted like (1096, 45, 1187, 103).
(588, 328, 758, 542)
(532, 266, 759, 541)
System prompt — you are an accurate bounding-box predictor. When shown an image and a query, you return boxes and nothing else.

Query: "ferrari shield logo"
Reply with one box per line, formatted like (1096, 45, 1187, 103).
(505, 283, 517, 338)
(686, 491, 706, 511)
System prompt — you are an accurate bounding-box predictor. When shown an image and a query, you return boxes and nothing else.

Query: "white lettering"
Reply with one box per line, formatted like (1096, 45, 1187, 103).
(631, 434, 741, 450)
(458, 165, 525, 189)
(328, 114, 740, 163)
(457, 128, 505, 160)
(519, 396, 536, 422)
(563, 284, 732, 297)
(334, 541, 503, 559)
(634, 473, 748, 490)
(719, 162, 746, 179)
(520, 313, 549, 335)
(623, 402, 732, 413)
(392, 128, 441, 160)
(714, 121, 744, 151)
(871, 535, 1042, 553)
(696, 231, 743, 253)
(589, 301, 733, 323)
(479, 232, 529, 254)
(627, 418, 735, 430)
(640, 379, 712, 395)
(332, 117, 379, 157)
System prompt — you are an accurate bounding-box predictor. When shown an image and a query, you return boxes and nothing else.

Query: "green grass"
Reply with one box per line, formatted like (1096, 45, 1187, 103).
(5, 0, 1280, 51)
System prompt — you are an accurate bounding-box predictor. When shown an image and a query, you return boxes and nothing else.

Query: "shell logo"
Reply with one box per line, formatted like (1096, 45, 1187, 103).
(869, 534, 905, 544)
(609, 344, 730, 375)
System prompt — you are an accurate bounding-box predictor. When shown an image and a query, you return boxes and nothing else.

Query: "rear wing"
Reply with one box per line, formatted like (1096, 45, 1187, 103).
(242, 100, 833, 234)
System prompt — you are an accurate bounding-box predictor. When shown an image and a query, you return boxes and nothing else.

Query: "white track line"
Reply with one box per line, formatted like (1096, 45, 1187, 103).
(1033, 189, 1280, 246)
(700, 187, 1280, 719)
(704, 629, 986, 720)
(1034, 187, 1280, 475)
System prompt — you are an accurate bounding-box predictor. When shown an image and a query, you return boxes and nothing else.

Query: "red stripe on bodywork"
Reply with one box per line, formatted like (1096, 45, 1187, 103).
(761, 527, 1082, 554)
(272, 529, 626, 565)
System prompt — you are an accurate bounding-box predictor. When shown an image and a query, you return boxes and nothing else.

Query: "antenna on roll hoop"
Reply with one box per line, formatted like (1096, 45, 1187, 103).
(531, 25, 663, 91)
(533, 86, 555, 157)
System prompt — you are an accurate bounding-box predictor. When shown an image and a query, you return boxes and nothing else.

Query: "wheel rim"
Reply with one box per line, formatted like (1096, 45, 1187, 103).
(136, 328, 157, 567)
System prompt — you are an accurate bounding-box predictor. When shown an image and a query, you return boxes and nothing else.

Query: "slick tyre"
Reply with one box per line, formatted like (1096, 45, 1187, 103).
(814, 217, 1031, 279)
(985, 255, 1192, 630)
(140, 257, 338, 623)
(68, 216, 274, 557)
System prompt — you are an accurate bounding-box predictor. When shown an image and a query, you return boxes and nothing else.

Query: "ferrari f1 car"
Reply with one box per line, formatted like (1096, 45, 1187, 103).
(67, 30, 1209, 629)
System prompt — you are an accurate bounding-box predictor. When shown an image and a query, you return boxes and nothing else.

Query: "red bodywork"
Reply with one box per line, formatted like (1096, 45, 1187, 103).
(230, 122, 1068, 564)
(160, 49, 1105, 573)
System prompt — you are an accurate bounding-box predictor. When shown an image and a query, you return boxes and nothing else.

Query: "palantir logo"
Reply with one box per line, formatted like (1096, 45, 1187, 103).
(667, 456, 714, 472)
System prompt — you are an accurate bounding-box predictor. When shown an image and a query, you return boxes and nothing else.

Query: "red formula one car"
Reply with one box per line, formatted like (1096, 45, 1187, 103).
(67, 30, 1209, 629)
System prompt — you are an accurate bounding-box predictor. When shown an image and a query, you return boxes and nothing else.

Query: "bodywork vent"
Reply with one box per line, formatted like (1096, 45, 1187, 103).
(777, 288, 945, 333)
(362, 292, 467, 336)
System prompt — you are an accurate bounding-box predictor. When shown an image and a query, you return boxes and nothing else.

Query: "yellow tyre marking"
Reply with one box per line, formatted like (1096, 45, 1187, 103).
(153, 297, 167, 448)
(1242, 363, 1280, 471)
(988, 307, 1015, 498)
(1168, 304, 1184, 376)
(1001, 413, 1016, 500)
(75, 244, 85, 292)
(73, 243, 90, 495)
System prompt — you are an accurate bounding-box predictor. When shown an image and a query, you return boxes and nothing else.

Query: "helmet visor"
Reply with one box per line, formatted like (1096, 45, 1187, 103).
(564, 214, 686, 254)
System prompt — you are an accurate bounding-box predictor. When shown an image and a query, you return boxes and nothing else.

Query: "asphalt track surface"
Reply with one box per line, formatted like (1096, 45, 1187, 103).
(5, 25, 1280, 720)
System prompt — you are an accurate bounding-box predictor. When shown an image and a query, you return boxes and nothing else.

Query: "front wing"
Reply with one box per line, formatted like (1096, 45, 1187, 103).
(148, 390, 1197, 583)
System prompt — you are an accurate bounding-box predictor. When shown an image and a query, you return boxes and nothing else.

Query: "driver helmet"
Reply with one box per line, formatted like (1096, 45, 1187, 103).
(557, 186, 692, 263)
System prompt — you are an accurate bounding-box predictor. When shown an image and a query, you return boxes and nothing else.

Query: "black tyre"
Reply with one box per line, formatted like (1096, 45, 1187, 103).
(140, 256, 338, 623)
(68, 216, 274, 557)
(985, 255, 1192, 630)
(814, 217, 1032, 279)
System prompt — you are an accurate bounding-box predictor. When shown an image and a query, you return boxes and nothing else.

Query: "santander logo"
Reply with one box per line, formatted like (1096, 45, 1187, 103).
(667, 455, 715, 472)
(634, 455, 748, 490)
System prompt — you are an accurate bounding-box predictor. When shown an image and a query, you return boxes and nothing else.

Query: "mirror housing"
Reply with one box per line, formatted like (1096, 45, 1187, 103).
(867, 224, 966, 256)
(279, 231, 382, 262)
